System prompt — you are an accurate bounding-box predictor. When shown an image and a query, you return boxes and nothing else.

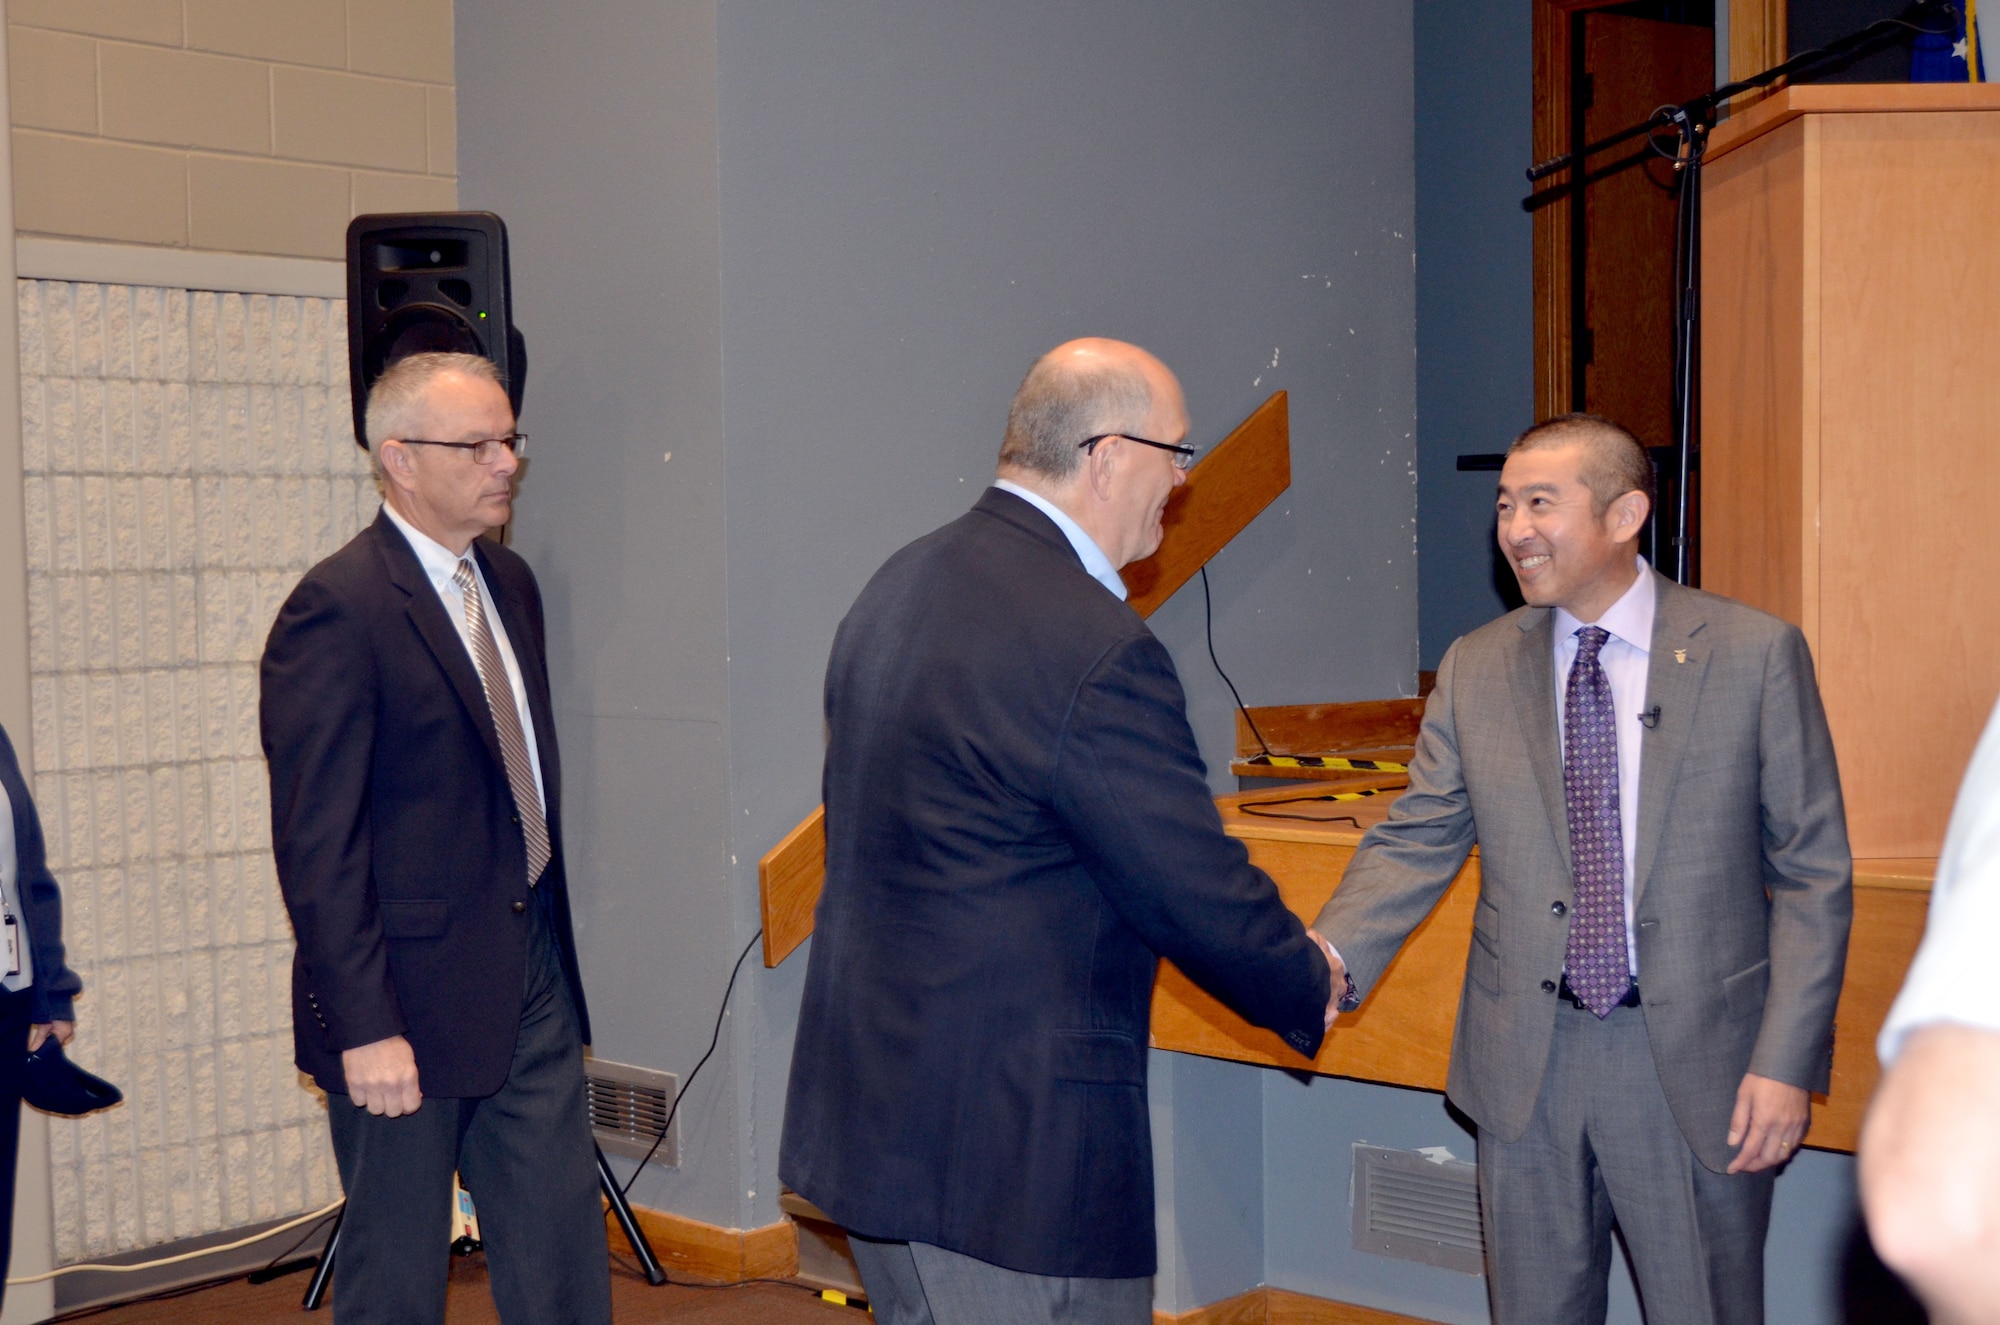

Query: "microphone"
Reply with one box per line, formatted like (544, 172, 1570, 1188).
(1639, 706, 1662, 729)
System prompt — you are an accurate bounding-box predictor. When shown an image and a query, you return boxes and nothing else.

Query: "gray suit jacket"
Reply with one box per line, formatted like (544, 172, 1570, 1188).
(1314, 573, 1852, 1173)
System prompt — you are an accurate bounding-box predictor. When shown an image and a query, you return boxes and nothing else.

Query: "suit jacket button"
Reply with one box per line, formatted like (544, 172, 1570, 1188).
(1541, 979, 1557, 994)
(511, 812, 521, 825)
(512, 900, 527, 914)
(1551, 901, 1567, 916)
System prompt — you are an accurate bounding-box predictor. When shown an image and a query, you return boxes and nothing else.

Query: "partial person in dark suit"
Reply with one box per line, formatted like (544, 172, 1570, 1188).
(0, 722, 81, 1313)
(1313, 415, 1852, 1325)
(260, 352, 609, 1324)
(782, 339, 1338, 1325)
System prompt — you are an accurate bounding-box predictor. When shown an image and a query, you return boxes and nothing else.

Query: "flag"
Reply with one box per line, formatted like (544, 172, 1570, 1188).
(1911, 1, 1985, 81)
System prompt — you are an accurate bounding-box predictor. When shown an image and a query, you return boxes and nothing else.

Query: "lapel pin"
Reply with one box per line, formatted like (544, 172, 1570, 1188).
(1674, 649, 1687, 664)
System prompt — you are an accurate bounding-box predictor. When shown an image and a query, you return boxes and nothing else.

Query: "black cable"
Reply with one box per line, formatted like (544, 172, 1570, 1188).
(619, 927, 763, 1197)
(1200, 565, 1271, 757)
(1236, 798, 1370, 827)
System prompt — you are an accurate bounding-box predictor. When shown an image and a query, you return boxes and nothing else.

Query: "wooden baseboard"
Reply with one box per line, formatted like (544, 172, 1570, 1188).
(1158, 1285, 1446, 1325)
(602, 1200, 799, 1283)
(597, 1207, 1438, 1323)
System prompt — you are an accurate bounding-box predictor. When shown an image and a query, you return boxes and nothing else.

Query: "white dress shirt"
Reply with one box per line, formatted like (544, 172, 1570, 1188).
(1552, 558, 1656, 977)
(1878, 695, 2000, 1062)
(992, 480, 1128, 601)
(0, 780, 33, 991)
(383, 503, 546, 813)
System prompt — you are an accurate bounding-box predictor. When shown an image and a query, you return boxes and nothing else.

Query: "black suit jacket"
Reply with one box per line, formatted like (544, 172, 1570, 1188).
(0, 724, 81, 1025)
(260, 511, 590, 1098)
(781, 488, 1329, 1280)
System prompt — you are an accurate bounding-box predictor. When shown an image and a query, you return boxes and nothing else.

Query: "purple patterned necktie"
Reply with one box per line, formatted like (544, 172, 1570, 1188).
(1562, 626, 1631, 1016)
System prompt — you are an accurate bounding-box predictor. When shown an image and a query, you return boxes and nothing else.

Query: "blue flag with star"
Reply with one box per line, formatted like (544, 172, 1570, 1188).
(1911, 2, 1986, 81)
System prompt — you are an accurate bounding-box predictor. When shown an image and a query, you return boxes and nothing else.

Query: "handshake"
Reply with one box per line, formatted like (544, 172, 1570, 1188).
(1307, 928, 1349, 1031)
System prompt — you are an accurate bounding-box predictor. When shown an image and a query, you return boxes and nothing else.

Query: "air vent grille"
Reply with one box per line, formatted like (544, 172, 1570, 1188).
(584, 1058, 678, 1167)
(1350, 1143, 1484, 1275)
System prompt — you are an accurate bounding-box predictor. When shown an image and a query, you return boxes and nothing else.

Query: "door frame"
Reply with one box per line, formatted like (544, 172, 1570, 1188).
(1530, 0, 1785, 418)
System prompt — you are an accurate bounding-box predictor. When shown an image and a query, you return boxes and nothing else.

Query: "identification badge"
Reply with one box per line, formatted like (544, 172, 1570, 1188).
(2, 915, 18, 977)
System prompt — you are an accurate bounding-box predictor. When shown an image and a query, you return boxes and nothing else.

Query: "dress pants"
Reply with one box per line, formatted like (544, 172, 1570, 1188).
(848, 1235, 1151, 1325)
(325, 891, 610, 1325)
(0, 987, 32, 1316)
(1477, 998, 1775, 1325)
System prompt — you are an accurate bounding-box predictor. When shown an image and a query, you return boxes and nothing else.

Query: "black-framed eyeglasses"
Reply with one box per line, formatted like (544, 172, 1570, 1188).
(1078, 433, 1197, 470)
(395, 433, 527, 465)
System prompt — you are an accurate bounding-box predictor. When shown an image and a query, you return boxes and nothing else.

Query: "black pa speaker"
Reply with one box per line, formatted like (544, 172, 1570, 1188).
(345, 211, 527, 448)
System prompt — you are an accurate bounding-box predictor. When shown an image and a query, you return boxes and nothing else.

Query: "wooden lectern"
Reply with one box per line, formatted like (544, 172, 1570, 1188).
(1702, 84, 2000, 859)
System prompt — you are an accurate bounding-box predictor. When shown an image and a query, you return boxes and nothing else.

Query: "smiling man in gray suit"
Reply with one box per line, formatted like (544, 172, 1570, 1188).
(1314, 414, 1851, 1325)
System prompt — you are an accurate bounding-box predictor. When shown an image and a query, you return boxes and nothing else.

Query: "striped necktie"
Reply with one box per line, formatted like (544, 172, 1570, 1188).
(454, 558, 551, 885)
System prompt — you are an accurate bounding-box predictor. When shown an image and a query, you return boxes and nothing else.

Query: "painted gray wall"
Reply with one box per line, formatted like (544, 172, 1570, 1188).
(456, 0, 752, 1225)
(1413, 0, 1533, 668)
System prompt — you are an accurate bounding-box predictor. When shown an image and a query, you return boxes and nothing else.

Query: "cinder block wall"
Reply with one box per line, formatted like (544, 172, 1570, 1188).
(20, 279, 375, 1260)
(8, 0, 457, 258)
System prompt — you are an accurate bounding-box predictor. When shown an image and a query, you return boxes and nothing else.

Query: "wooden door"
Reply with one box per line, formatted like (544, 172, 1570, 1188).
(1577, 12, 1714, 452)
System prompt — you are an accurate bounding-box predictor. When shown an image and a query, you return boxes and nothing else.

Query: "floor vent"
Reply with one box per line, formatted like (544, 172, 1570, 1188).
(585, 1058, 679, 1167)
(1350, 1143, 1484, 1275)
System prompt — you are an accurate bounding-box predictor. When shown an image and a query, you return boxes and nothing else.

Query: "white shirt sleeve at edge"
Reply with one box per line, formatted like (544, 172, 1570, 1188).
(1877, 695, 2000, 1065)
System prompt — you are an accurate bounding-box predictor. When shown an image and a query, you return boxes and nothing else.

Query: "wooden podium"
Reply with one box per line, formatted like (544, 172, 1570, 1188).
(1702, 84, 2000, 859)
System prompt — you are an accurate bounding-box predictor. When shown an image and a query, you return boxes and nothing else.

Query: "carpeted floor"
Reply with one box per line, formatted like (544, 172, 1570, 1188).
(54, 1253, 861, 1323)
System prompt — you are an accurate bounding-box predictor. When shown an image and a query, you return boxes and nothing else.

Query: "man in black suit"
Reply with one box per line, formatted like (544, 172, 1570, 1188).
(260, 352, 610, 1324)
(782, 339, 1341, 1324)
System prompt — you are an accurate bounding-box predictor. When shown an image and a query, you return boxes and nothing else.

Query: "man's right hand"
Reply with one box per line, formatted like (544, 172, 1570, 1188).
(342, 1035, 422, 1116)
(1308, 928, 1347, 1030)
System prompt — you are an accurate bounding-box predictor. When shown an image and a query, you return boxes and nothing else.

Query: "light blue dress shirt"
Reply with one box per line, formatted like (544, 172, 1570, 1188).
(992, 480, 1127, 601)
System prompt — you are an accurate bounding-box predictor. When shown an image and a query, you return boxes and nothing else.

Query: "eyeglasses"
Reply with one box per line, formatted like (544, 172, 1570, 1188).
(395, 433, 527, 465)
(1078, 433, 1197, 470)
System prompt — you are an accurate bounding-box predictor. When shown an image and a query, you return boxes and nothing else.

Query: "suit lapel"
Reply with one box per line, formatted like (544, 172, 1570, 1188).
(1631, 575, 1709, 907)
(371, 513, 510, 778)
(1507, 608, 1573, 877)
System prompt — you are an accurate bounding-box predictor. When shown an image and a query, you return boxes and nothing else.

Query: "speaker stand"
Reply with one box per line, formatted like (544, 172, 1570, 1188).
(598, 1143, 669, 1285)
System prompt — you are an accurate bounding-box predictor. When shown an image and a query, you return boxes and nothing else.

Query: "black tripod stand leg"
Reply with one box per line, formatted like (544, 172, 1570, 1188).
(598, 1143, 668, 1286)
(302, 1202, 344, 1310)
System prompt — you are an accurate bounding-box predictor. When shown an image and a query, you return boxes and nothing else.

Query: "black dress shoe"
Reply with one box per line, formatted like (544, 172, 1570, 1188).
(22, 1039, 122, 1117)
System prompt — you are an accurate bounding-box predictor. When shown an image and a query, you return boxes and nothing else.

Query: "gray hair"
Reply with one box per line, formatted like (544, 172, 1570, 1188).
(1507, 412, 1656, 517)
(364, 352, 506, 455)
(997, 350, 1152, 481)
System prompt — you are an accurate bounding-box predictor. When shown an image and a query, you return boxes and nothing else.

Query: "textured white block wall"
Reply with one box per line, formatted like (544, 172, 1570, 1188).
(16, 279, 379, 1260)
